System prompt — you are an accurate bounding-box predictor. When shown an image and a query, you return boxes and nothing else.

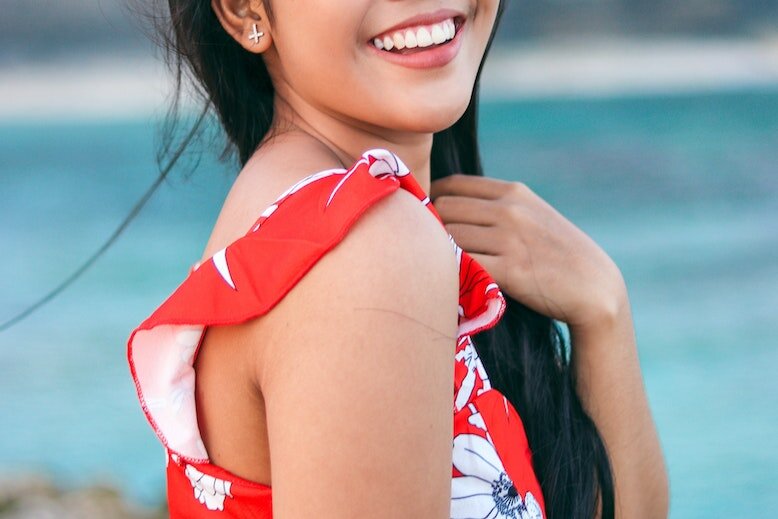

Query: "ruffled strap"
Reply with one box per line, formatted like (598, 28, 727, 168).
(452, 241, 507, 337)
(126, 147, 506, 464)
(128, 149, 403, 462)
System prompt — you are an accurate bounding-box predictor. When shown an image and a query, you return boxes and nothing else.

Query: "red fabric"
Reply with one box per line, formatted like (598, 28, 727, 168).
(127, 149, 546, 518)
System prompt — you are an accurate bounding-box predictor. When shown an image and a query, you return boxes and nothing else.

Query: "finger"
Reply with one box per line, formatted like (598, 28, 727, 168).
(445, 223, 504, 255)
(432, 195, 497, 226)
(430, 174, 511, 201)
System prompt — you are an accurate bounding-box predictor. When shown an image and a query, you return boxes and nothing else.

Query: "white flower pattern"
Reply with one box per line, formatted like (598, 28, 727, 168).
(454, 336, 492, 411)
(184, 463, 234, 511)
(451, 433, 543, 519)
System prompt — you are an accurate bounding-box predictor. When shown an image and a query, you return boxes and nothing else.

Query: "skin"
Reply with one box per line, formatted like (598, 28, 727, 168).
(196, 0, 669, 517)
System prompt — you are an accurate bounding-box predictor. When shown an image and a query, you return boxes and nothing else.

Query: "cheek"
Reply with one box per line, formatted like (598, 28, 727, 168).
(274, 17, 366, 91)
(271, 1, 363, 87)
(470, 0, 501, 52)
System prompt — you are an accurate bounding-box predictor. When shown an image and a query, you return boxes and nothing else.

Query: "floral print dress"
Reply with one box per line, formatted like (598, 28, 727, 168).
(127, 148, 546, 518)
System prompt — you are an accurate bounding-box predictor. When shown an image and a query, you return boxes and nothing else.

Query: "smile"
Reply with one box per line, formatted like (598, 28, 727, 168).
(370, 17, 463, 54)
(366, 16, 466, 69)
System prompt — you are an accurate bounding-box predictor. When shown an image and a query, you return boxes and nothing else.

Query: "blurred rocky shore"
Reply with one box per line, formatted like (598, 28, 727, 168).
(0, 474, 166, 519)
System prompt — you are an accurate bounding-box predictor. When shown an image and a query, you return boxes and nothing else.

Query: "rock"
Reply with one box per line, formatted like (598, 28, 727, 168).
(0, 472, 167, 519)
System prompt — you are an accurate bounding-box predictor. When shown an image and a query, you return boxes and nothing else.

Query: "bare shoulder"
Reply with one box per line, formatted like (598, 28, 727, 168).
(256, 185, 460, 517)
(253, 179, 460, 380)
(257, 185, 460, 385)
(197, 145, 459, 519)
(200, 131, 346, 261)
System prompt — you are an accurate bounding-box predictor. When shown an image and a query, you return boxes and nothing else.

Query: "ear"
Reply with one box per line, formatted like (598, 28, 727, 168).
(211, 0, 272, 54)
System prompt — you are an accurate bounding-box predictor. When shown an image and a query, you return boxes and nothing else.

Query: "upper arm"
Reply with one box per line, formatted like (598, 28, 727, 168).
(254, 187, 460, 518)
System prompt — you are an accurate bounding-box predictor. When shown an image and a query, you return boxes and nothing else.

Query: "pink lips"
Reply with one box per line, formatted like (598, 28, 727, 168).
(369, 8, 467, 42)
(367, 16, 466, 70)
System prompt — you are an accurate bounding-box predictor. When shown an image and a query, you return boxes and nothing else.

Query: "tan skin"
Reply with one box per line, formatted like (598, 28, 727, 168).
(194, 0, 669, 516)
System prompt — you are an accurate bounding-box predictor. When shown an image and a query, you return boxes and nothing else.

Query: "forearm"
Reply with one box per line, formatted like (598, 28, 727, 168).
(569, 285, 669, 518)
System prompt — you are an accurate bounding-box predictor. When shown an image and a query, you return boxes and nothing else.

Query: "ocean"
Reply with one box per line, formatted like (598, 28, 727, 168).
(1, 89, 776, 517)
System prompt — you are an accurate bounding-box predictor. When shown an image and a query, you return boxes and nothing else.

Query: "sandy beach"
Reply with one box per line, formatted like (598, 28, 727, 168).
(481, 35, 778, 99)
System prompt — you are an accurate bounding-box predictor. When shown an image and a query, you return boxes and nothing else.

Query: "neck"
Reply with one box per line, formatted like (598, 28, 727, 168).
(269, 89, 433, 196)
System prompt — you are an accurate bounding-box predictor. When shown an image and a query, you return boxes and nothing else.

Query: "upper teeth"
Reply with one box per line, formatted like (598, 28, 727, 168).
(372, 18, 457, 51)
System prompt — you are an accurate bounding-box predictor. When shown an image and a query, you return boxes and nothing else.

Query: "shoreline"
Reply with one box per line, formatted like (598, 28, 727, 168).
(481, 35, 778, 99)
(1, 36, 777, 121)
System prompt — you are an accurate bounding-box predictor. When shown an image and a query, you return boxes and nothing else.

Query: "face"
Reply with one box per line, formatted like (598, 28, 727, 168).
(226, 0, 500, 136)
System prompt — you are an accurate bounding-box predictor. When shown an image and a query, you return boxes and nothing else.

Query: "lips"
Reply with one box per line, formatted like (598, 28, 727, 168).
(366, 14, 466, 70)
(368, 7, 467, 43)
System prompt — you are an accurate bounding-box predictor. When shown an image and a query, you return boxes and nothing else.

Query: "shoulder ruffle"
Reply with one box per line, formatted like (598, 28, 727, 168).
(127, 148, 506, 463)
(453, 242, 507, 337)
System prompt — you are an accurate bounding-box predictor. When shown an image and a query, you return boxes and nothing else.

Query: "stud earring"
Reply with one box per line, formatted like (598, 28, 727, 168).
(248, 23, 264, 44)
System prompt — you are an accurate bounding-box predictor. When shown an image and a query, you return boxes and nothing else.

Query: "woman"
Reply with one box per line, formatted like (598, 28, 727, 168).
(127, 0, 669, 517)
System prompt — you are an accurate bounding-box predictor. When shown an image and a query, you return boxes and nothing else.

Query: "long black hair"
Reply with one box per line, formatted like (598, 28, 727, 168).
(145, 1, 615, 517)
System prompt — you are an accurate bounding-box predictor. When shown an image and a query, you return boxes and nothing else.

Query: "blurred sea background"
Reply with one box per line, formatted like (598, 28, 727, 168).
(1, 1, 777, 517)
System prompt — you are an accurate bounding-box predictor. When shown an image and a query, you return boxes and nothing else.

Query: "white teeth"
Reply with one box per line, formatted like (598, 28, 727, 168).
(393, 32, 406, 50)
(430, 24, 446, 44)
(404, 29, 417, 48)
(416, 27, 433, 47)
(447, 19, 456, 39)
(372, 17, 458, 51)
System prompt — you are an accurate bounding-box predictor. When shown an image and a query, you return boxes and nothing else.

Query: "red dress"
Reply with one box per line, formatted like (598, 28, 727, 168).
(127, 148, 546, 518)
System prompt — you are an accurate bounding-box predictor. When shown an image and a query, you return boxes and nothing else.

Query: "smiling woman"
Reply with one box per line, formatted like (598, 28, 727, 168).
(125, 0, 668, 517)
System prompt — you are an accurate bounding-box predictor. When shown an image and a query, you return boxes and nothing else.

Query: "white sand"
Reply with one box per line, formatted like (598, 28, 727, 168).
(0, 54, 172, 122)
(481, 36, 778, 99)
(1, 36, 777, 121)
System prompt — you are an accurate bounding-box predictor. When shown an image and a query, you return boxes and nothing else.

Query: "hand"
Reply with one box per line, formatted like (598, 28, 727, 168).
(429, 174, 628, 331)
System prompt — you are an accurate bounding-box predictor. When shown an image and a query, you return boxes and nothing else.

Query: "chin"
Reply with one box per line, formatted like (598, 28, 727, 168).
(395, 113, 461, 133)
(393, 96, 472, 133)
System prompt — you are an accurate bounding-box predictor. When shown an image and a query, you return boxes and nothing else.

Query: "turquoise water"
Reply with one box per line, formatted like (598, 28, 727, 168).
(1, 90, 776, 516)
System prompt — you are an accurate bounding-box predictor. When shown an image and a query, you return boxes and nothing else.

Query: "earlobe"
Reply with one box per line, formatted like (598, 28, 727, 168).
(211, 0, 271, 54)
